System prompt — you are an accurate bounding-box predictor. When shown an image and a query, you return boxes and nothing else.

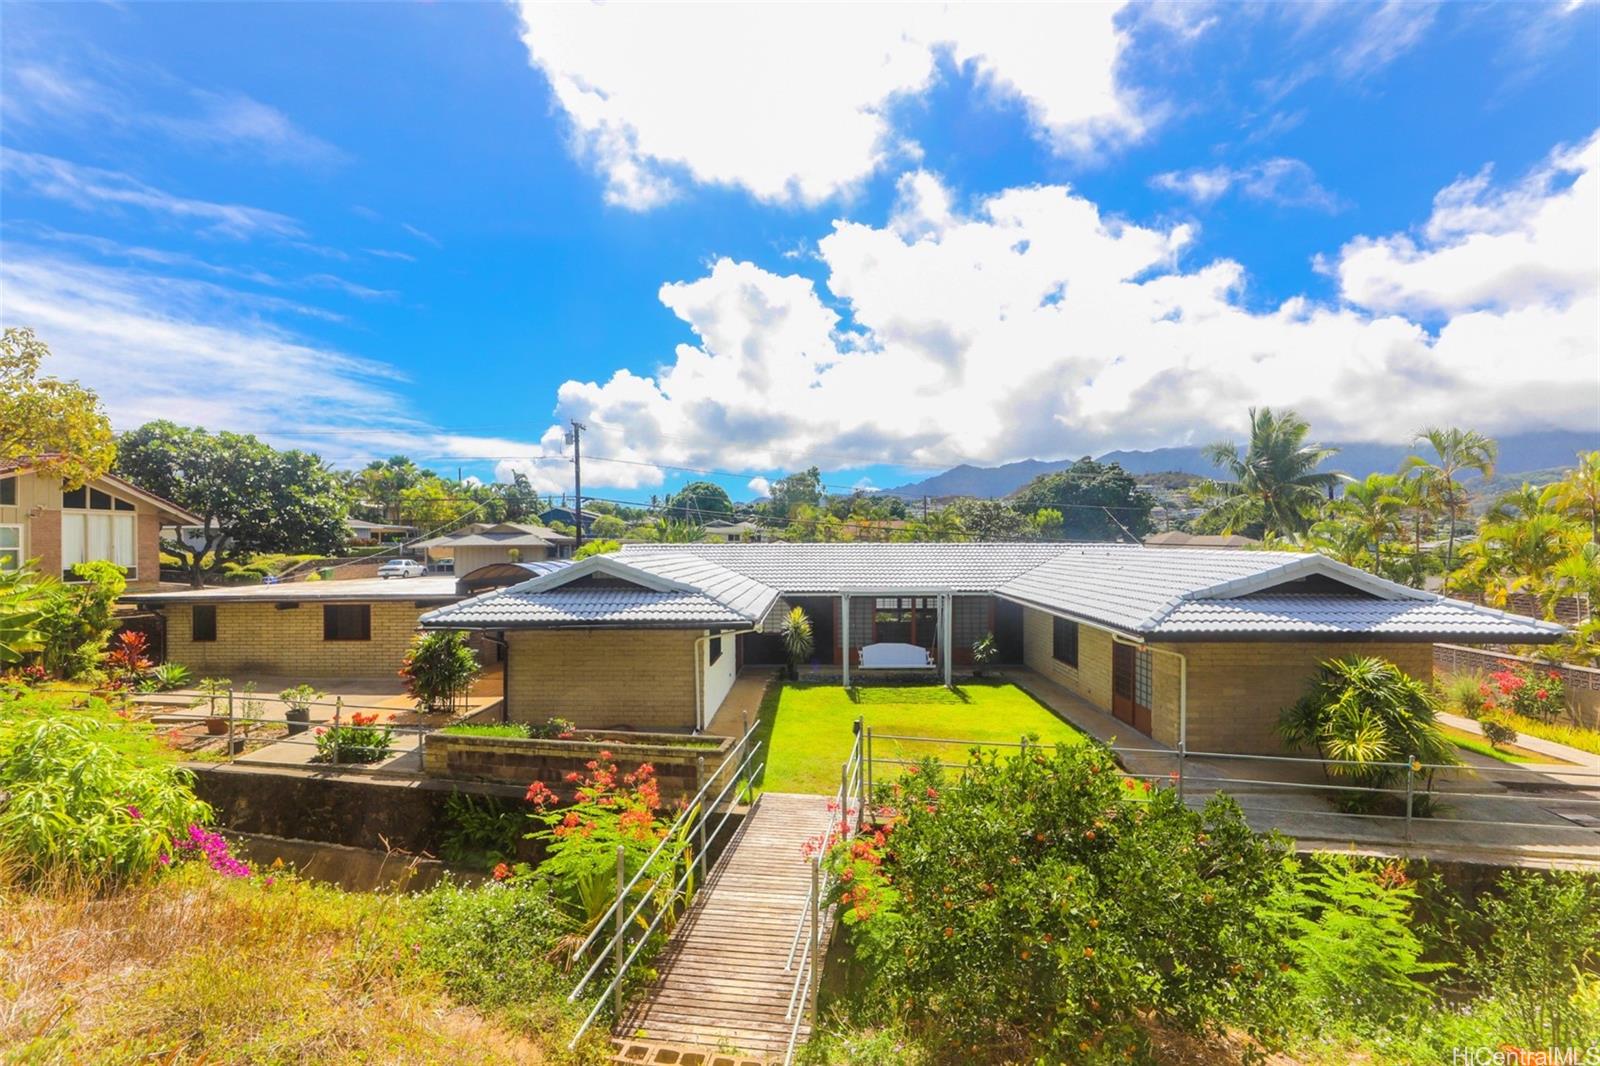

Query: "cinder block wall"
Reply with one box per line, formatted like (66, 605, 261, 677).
(1022, 607, 1114, 709)
(506, 629, 699, 730)
(1177, 641, 1434, 755)
(163, 601, 427, 678)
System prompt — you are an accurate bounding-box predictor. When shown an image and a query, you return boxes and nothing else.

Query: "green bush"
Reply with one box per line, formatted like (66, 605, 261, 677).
(313, 711, 394, 763)
(399, 630, 482, 713)
(1478, 712, 1519, 749)
(1278, 857, 1442, 1035)
(1280, 655, 1456, 810)
(441, 792, 524, 869)
(0, 690, 211, 886)
(1436, 671, 1490, 719)
(827, 745, 1295, 1059)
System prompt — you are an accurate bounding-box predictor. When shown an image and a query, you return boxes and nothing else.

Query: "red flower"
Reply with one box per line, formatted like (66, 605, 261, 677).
(492, 863, 511, 881)
(1536, 688, 1550, 701)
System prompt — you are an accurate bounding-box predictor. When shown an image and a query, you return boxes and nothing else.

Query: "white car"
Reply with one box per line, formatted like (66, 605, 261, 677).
(377, 559, 426, 579)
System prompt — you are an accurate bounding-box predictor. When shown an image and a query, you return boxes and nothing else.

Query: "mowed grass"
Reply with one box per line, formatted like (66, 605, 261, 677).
(753, 681, 1089, 794)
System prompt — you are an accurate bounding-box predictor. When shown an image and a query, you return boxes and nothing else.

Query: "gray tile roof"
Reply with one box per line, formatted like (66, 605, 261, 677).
(1152, 595, 1567, 639)
(617, 542, 1073, 593)
(419, 552, 780, 630)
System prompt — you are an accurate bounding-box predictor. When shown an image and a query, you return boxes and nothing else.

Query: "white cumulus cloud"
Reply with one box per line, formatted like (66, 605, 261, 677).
(535, 136, 1598, 479)
(1151, 157, 1342, 211)
(514, 2, 1144, 209)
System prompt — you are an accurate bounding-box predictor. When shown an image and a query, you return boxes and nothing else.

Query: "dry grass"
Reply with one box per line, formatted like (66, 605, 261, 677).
(0, 865, 547, 1065)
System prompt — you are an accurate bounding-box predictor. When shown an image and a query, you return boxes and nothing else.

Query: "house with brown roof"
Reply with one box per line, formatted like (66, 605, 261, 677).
(412, 521, 575, 573)
(0, 458, 199, 591)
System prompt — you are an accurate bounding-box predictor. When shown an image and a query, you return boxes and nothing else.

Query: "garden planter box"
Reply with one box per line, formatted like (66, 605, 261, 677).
(422, 729, 735, 803)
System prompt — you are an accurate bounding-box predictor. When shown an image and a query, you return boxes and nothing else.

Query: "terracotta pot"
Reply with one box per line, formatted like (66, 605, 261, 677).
(205, 716, 228, 736)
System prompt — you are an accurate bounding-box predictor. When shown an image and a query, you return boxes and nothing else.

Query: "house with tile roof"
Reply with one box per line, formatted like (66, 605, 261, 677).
(419, 541, 1562, 753)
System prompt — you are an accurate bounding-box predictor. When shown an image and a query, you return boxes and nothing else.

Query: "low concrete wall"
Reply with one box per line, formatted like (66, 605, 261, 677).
(423, 729, 734, 802)
(1435, 643, 1600, 730)
(188, 761, 537, 859)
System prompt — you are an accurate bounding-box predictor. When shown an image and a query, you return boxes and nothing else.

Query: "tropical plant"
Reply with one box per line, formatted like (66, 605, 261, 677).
(399, 629, 482, 713)
(1484, 664, 1566, 722)
(1403, 426, 1497, 575)
(781, 606, 813, 678)
(0, 691, 212, 886)
(1278, 858, 1443, 1033)
(1542, 450, 1600, 543)
(35, 561, 126, 679)
(1435, 671, 1490, 719)
(573, 538, 620, 559)
(440, 791, 524, 869)
(1279, 656, 1456, 808)
(970, 632, 998, 676)
(137, 662, 193, 693)
(1197, 407, 1344, 537)
(1327, 472, 1406, 575)
(104, 630, 153, 688)
(1479, 713, 1519, 749)
(277, 683, 323, 714)
(0, 565, 52, 667)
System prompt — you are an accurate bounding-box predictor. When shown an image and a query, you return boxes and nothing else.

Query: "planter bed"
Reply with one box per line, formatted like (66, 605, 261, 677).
(423, 728, 735, 801)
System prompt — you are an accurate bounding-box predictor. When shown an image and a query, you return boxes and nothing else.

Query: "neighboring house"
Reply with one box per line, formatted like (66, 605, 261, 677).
(345, 519, 416, 546)
(703, 520, 765, 542)
(420, 542, 1561, 751)
(413, 522, 575, 573)
(1143, 531, 1260, 549)
(0, 458, 200, 591)
(538, 506, 598, 532)
(128, 576, 463, 678)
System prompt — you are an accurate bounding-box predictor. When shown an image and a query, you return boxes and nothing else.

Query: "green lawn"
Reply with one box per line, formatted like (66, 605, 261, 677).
(752, 681, 1090, 794)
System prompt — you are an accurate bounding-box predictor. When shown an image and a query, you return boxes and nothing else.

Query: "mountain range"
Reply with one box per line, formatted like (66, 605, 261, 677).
(882, 429, 1598, 500)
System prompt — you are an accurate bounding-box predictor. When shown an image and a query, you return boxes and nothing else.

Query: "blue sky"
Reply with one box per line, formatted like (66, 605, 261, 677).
(1, 1, 1596, 505)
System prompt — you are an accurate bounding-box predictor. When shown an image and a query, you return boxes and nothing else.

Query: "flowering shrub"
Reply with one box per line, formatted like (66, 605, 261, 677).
(165, 823, 251, 878)
(313, 711, 395, 763)
(527, 716, 579, 740)
(825, 744, 1295, 1060)
(1485, 665, 1566, 723)
(104, 630, 153, 689)
(524, 752, 684, 936)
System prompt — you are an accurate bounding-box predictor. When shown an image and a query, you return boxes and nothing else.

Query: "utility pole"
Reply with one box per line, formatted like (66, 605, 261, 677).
(566, 420, 586, 550)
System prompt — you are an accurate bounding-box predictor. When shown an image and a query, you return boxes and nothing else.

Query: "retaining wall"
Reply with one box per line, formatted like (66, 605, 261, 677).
(422, 729, 735, 802)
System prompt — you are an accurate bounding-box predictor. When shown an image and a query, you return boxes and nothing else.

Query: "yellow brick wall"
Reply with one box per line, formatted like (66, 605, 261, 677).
(1022, 607, 1113, 709)
(163, 601, 427, 678)
(1174, 641, 1434, 755)
(505, 629, 700, 731)
(1020, 606, 1434, 755)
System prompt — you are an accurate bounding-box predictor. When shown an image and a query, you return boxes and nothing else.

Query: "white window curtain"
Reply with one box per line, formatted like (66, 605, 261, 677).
(61, 513, 136, 576)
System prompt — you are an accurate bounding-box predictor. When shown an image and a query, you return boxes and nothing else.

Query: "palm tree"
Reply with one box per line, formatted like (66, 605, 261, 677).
(1198, 408, 1344, 537)
(1403, 427, 1497, 577)
(1542, 451, 1600, 543)
(1331, 473, 1405, 575)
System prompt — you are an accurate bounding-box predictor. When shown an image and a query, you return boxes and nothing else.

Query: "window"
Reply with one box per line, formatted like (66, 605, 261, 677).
(192, 605, 217, 642)
(0, 477, 15, 505)
(323, 604, 371, 641)
(709, 633, 724, 665)
(1052, 617, 1079, 668)
(1133, 648, 1153, 708)
(60, 483, 137, 580)
(873, 596, 937, 648)
(0, 525, 20, 572)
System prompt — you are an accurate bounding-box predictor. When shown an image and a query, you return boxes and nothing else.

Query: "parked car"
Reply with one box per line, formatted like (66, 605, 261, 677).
(377, 559, 426, 579)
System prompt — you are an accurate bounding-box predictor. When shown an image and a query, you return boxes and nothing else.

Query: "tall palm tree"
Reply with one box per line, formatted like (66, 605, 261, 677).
(1403, 427, 1497, 577)
(1333, 473, 1405, 575)
(1198, 408, 1344, 537)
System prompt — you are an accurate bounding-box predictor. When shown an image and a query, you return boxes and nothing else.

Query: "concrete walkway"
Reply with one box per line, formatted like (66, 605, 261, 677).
(995, 667, 1600, 869)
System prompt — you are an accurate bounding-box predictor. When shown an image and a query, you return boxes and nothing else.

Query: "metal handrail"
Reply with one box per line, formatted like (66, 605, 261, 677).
(781, 717, 864, 1065)
(564, 721, 766, 1049)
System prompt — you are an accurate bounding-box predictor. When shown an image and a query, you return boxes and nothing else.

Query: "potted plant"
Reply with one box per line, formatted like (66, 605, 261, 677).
(971, 632, 999, 678)
(781, 606, 813, 681)
(280, 683, 324, 736)
(194, 677, 232, 735)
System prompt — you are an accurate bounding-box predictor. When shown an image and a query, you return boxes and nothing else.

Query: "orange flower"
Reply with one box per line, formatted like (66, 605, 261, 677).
(1083, 947, 1095, 958)
(492, 863, 511, 881)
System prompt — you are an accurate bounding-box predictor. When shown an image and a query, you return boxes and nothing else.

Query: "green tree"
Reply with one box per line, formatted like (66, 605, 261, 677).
(1196, 407, 1343, 537)
(944, 498, 1034, 540)
(768, 466, 823, 516)
(0, 327, 116, 488)
(353, 455, 427, 523)
(1403, 427, 1498, 576)
(663, 480, 734, 524)
(1329, 473, 1405, 575)
(590, 513, 626, 539)
(398, 476, 479, 530)
(114, 421, 350, 587)
(1543, 450, 1600, 543)
(36, 560, 125, 678)
(399, 630, 482, 713)
(1011, 458, 1155, 541)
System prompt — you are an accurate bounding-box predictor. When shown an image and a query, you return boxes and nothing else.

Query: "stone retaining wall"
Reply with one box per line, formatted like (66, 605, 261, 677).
(422, 729, 735, 802)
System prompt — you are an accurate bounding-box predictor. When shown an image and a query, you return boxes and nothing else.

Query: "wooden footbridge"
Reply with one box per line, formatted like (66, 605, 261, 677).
(612, 792, 833, 1063)
(567, 718, 866, 1066)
